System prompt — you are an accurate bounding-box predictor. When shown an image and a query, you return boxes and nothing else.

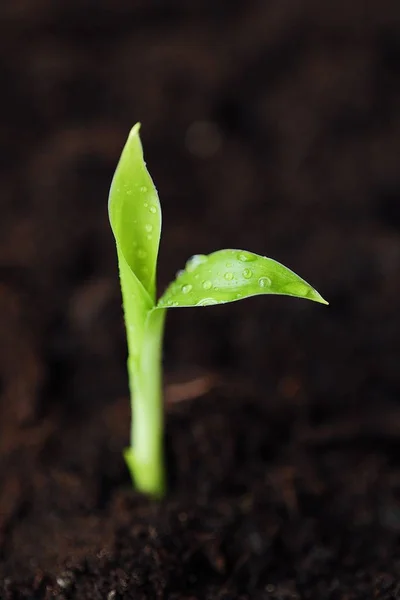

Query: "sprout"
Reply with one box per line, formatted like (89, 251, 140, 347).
(108, 123, 328, 498)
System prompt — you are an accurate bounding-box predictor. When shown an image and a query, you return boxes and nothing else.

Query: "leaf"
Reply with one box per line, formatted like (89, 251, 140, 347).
(109, 124, 161, 359)
(157, 249, 328, 308)
(108, 123, 161, 303)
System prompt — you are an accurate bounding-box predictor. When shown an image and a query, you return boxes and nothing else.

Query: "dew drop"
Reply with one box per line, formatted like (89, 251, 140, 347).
(149, 206, 157, 214)
(126, 189, 132, 196)
(226, 262, 233, 268)
(167, 300, 173, 306)
(147, 234, 152, 240)
(144, 202, 148, 208)
(243, 268, 252, 279)
(137, 248, 147, 259)
(145, 224, 153, 233)
(140, 186, 148, 193)
(172, 301, 179, 307)
(224, 272, 234, 281)
(258, 277, 272, 288)
(182, 284, 192, 294)
(202, 280, 212, 290)
(186, 254, 208, 272)
(196, 298, 218, 306)
(236, 293, 242, 299)
(238, 251, 256, 262)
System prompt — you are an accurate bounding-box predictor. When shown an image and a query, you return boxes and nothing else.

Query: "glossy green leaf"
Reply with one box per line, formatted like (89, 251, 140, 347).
(108, 123, 161, 303)
(157, 249, 328, 308)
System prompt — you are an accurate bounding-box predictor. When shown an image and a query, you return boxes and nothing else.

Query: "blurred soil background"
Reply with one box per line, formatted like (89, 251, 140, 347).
(1, 1, 400, 598)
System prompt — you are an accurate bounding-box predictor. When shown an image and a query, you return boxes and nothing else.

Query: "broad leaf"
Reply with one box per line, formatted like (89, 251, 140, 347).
(158, 249, 328, 308)
(108, 123, 161, 303)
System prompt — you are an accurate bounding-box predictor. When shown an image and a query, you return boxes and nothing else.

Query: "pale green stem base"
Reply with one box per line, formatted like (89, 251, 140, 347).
(124, 308, 166, 498)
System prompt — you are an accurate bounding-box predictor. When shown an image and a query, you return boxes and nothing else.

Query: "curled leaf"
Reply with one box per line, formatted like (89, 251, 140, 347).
(108, 123, 161, 302)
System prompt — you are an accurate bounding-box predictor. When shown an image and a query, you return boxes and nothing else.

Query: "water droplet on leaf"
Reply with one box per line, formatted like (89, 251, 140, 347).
(238, 251, 256, 262)
(140, 186, 147, 193)
(224, 272, 234, 281)
(202, 280, 212, 290)
(186, 254, 208, 272)
(137, 248, 147, 259)
(149, 206, 157, 214)
(243, 268, 252, 279)
(196, 298, 218, 306)
(182, 284, 192, 294)
(258, 277, 271, 288)
(145, 224, 153, 233)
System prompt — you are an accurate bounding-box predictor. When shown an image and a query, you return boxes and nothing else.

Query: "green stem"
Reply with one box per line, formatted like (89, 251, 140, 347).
(124, 307, 167, 498)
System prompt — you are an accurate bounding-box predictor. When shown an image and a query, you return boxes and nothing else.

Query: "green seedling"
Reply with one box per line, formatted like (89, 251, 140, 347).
(109, 123, 327, 498)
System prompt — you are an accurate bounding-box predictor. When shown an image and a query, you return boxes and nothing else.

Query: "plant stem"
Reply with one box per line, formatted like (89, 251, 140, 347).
(124, 307, 167, 498)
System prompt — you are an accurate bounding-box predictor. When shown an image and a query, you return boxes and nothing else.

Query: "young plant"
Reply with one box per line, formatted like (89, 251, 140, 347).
(109, 123, 327, 498)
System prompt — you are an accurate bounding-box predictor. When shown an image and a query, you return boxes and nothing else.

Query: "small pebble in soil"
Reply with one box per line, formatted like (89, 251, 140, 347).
(56, 571, 74, 589)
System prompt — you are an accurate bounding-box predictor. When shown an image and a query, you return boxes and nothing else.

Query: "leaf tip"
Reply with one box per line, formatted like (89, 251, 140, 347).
(129, 122, 141, 139)
(312, 290, 329, 305)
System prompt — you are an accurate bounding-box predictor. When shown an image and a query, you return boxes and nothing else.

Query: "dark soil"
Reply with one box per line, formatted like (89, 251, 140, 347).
(1, 1, 400, 598)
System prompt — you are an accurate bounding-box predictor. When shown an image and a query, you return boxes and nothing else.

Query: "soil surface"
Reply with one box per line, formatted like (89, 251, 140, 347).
(1, 1, 400, 598)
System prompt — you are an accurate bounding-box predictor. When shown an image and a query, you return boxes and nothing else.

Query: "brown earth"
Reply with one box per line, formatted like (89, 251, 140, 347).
(1, 1, 400, 598)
